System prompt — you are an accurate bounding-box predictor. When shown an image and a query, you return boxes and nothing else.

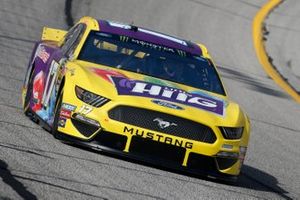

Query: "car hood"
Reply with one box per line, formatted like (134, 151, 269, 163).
(66, 60, 247, 127)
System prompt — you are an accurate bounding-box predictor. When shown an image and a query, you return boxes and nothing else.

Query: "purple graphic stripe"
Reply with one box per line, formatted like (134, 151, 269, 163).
(98, 20, 202, 55)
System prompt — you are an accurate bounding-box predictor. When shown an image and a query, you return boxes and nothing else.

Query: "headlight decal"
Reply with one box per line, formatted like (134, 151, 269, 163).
(75, 86, 110, 107)
(90, 96, 110, 107)
(219, 127, 243, 139)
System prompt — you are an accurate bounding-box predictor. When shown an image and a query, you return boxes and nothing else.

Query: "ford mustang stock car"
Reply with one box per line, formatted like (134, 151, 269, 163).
(22, 16, 250, 181)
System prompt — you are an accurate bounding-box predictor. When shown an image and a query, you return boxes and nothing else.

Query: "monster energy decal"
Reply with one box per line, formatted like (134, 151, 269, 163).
(119, 35, 129, 42)
(118, 34, 188, 57)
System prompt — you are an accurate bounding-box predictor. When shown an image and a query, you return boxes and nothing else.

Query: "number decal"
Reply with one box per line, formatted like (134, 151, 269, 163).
(41, 60, 59, 107)
(78, 105, 93, 115)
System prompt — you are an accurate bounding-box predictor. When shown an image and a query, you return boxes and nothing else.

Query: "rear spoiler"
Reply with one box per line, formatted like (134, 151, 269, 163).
(41, 27, 67, 42)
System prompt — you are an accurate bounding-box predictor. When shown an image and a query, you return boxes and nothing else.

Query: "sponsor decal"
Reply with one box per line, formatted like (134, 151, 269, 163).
(177, 49, 186, 57)
(32, 71, 45, 112)
(153, 118, 177, 129)
(120, 35, 129, 42)
(131, 38, 175, 53)
(60, 109, 71, 118)
(35, 86, 56, 123)
(58, 117, 66, 127)
(151, 99, 183, 110)
(36, 46, 50, 63)
(62, 103, 76, 111)
(123, 126, 193, 149)
(112, 77, 224, 116)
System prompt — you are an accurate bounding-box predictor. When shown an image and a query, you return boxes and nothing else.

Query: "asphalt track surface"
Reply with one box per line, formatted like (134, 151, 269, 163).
(0, 0, 299, 199)
(264, 0, 300, 93)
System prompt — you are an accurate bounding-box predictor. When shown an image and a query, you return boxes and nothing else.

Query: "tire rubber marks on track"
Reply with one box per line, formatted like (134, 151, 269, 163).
(0, 143, 53, 159)
(0, 34, 35, 44)
(0, 120, 38, 130)
(65, 0, 74, 27)
(253, 0, 300, 103)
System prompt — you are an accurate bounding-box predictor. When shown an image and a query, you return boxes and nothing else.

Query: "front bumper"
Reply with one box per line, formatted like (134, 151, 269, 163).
(57, 85, 245, 180)
(55, 130, 239, 182)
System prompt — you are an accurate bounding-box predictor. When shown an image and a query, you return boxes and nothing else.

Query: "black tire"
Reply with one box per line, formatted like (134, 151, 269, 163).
(23, 67, 40, 123)
(24, 68, 34, 113)
(52, 88, 64, 138)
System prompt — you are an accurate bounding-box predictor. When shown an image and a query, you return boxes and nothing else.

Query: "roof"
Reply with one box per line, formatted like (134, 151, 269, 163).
(97, 20, 203, 56)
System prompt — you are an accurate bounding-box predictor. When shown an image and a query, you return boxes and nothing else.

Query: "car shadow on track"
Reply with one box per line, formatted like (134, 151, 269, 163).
(0, 160, 38, 200)
(66, 142, 292, 200)
(0, 141, 292, 199)
(238, 165, 292, 200)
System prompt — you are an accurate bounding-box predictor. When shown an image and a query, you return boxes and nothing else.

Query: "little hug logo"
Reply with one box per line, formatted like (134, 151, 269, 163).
(151, 99, 183, 110)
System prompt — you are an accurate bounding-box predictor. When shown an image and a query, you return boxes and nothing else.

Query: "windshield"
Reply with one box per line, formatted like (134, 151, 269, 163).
(78, 31, 225, 95)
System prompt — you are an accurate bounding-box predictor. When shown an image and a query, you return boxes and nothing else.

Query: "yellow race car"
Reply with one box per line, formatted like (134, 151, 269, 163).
(22, 16, 250, 181)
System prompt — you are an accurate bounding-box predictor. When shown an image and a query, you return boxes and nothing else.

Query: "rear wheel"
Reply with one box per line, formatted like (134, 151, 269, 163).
(23, 67, 39, 122)
(52, 88, 64, 138)
(24, 69, 34, 111)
